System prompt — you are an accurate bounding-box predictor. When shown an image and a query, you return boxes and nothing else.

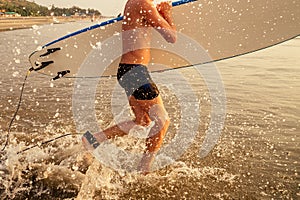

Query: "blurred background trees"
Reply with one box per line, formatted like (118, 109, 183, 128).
(0, 0, 101, 17)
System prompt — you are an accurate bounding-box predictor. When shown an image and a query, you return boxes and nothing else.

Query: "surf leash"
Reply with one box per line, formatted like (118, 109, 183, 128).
(1, 67, 34, 153)
(0, 67, 76, 160)
(16, 133, 73, 154)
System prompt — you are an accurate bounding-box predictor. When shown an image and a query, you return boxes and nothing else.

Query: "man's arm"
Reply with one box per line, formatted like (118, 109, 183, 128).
(157, 2, 175, 28)
(141, 0, 177, 43)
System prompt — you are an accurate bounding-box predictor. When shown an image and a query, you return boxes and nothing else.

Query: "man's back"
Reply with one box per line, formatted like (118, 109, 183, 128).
(120, 0, 176, 65)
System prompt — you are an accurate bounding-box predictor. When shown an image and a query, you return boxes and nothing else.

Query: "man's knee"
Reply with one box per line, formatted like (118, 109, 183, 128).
(134, 113, 152, 127)
(148, 104, 170, 132)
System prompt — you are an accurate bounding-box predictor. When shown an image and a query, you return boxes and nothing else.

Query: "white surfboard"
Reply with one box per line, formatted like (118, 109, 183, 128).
(29, 0, 300, 79)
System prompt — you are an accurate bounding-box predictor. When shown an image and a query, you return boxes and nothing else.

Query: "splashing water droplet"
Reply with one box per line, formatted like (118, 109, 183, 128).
(12, 71, 19, 77)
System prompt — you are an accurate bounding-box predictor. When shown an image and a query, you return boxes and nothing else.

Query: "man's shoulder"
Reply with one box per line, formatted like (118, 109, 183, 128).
(127, 0, 153, 8)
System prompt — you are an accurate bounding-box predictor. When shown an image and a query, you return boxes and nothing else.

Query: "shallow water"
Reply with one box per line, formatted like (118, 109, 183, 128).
(0, 21, 299, 199)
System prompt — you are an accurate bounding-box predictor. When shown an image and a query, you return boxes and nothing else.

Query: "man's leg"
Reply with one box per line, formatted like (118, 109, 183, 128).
(82, 96, 152, 149)
(82, 95, 170, 174)
(134, 95, 170, 174)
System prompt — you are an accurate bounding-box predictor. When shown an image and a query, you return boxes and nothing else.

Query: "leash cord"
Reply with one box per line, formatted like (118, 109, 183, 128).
(1, 68, 33, 152)
(16, 133, 73, 154)
(0, 68, 75, 158)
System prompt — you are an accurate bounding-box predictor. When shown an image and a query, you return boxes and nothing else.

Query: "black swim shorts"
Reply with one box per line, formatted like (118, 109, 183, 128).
(117, 63, 159, 100)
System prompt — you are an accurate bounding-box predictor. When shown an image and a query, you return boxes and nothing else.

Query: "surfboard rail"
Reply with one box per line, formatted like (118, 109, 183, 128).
(28, 0, 300, 79)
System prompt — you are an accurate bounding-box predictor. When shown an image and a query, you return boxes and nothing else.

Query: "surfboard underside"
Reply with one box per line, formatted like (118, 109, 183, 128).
(29, 0, 300, 78)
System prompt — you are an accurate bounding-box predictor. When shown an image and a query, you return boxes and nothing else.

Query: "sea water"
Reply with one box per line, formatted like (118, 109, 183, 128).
(0, 21, 299, 199)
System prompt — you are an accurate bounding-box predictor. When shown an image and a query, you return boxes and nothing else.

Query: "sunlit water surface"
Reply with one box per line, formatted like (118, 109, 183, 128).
(0, 21, 299, 199)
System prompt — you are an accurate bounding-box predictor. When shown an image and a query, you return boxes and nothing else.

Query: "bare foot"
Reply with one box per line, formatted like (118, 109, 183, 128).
(137, 152, 156, 175)
(74, 151, 94, 173)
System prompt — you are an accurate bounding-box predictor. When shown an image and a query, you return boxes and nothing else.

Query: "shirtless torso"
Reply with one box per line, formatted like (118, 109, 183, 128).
(120, 0, 176, 65)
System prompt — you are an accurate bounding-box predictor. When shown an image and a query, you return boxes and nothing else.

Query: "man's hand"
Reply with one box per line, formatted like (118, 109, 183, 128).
(156, 1, 172, 18)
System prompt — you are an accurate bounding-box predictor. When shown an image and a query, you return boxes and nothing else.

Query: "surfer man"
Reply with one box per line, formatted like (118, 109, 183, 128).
(82, 0, 176, 174)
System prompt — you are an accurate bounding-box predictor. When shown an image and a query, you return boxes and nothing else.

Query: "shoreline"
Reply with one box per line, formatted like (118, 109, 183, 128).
(0, 16, 90, 32)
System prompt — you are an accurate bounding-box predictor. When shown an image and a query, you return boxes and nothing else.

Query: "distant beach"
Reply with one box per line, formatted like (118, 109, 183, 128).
(0, 16, 88, 32)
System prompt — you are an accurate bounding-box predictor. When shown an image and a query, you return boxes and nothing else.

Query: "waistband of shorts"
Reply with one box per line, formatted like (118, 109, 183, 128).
(119, 63, 147, 68)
